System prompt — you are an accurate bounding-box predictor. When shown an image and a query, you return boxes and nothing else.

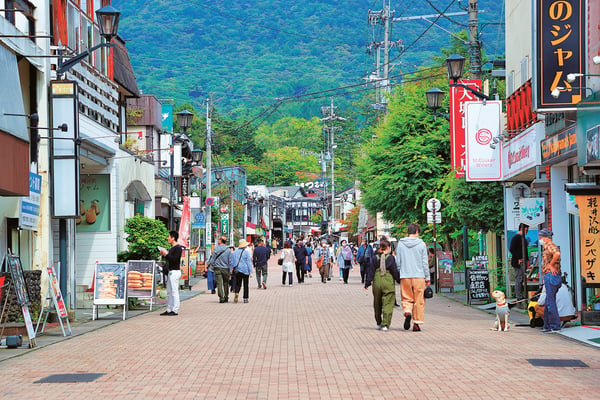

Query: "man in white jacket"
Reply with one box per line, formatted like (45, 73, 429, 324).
(395, 223, 430, 332)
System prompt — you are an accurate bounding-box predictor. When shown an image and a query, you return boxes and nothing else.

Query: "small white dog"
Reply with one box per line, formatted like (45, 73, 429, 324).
(491, 290, 510, 331)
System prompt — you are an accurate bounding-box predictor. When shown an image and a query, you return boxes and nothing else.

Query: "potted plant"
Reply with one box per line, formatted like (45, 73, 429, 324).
(588, 293, 600, 311)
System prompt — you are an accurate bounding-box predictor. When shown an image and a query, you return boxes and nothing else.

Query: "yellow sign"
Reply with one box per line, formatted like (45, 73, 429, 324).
(51, 82, 74, 95)
(575, 195, 600, 284)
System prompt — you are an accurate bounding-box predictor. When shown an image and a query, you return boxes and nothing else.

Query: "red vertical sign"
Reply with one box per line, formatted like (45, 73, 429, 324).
(449, 80, 481, 178)
(178, 196, 191, 248)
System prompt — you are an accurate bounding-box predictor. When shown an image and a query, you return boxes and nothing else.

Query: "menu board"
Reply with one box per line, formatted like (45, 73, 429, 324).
(94, 263, 126, 305)
(6, 254, 30, 306)
(467, 268, 490, 303)
(126, 260, 155, 298)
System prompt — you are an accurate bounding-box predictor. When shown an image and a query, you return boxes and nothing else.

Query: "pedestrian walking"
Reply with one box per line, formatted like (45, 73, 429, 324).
(509, 223, 529, 300)
(364, 238, 400, 331)
(272, 238, 278, 255)
(336, 239, 353, 284)
(206, 236, 232, 303)
(538, 228, 562, 333)
(293, 240, 308, 284)
(159, 230, 183, 316)
(315, 240, 331, 283)
(280, 241, 295, 286)
(253, 238, 270, 289)
(395, 223, 430, 332)
(356, 239, 374, 284)
(305, 241, 314, 279)
(231, 239, 253, 303)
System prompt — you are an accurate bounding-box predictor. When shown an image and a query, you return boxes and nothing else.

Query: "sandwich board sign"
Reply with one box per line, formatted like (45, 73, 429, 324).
(5, 253, 36, 347)
(36, 264, 72, 336)
(93, 263, 127, 320)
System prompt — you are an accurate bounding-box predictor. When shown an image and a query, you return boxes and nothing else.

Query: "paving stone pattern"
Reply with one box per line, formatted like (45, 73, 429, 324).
(1, 257, 599, 399)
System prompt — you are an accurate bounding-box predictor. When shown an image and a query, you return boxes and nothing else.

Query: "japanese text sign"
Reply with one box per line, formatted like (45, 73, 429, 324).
(464, 101, 503, 181)
(575, 195, 600, 284)
(519, 198, 546, 226)
(535, 0, 585, 111)
(450, 80, 481, 177)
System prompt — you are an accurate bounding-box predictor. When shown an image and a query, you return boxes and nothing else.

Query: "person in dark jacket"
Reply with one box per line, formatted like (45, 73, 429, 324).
(509, 223, 529, 300)
(364, 239, 400, 331)
(253, 238, 270, 289)
(356, 239, 374, 284)
(293, 240, 308, 284)
(159, 230, 183, 316)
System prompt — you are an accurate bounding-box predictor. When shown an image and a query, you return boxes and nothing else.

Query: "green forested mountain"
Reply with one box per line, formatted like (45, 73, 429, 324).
(113, 0, 505, 120)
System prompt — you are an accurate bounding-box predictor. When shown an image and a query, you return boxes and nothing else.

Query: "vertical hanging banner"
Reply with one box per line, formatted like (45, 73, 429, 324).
(178, 196, 191, 248)
(534, 0, 586, 111)
(464, 101, 503, 181)
(575, 195, 600, 283)
(449, 80, 482, 178)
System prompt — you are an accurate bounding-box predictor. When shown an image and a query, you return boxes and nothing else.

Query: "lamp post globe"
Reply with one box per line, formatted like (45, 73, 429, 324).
(425, 87, 445, 112)
(176, 109, 194, 132)
(446, 54, 465, 82)
(96, 5, 121, 42)
(191, 149, 202, 164)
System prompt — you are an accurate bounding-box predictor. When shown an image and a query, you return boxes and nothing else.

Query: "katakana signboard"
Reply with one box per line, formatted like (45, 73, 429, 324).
(575, 195, 600, 284)
(534, 0, 586, 111)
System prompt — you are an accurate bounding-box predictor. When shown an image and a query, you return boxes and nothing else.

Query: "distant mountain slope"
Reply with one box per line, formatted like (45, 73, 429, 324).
(113, 0, 504, 118)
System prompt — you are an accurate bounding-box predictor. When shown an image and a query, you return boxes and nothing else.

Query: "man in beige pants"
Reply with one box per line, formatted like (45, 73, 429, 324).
(395, 223, 430, 332)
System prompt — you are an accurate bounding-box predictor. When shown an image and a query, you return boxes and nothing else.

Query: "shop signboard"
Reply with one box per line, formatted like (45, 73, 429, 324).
(19, 172, 41, 231)
(5, 254, 36, 346)
(465, 101, 503, 181)
(126, 260, 156, 299)
(450, 80, 481, 177)
(502, 123, 544, 180)
(574, 194, 600, 284)
(77, 174, 110, 232)
(586, 124, 600, 164)
(541, 125, 577, 165)
(533, 0, 586, 111)
(93, 263, 127, 320)
(437, 251, 454, 290)
(467, 267, 490, 303)
(519, 198, 546, 226)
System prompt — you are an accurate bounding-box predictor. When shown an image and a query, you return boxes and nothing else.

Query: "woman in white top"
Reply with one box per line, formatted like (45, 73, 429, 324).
(280, 241, 296, 286)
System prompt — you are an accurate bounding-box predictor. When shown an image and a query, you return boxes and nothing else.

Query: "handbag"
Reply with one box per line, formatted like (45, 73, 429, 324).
(424, 285, 433, 299)
(278, 252, 284, 265)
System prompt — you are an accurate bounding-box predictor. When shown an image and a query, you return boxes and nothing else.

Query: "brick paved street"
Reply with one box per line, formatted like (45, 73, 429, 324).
(1, 257, 600, 399)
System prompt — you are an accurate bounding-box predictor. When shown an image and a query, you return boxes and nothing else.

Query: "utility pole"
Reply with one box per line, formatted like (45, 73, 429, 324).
(320, 98, 345, 237)
(229, 180, 235, 245)
(468, 0, 481, 80)
(367, 1, 402, 110)
(204, 99, 212, 262)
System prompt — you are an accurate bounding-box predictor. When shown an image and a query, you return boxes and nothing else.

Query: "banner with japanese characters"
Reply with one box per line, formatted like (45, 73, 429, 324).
(534, 0, 586, 111)
(450, 80, 481, 178)
(575, 195, 600, 284)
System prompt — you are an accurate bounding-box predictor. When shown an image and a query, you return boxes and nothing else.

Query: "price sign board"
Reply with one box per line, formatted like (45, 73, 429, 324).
(93, 263, 127, 320)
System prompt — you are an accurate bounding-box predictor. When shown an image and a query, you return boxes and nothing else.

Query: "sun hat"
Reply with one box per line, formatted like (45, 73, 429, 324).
(238, 239, 249, 248)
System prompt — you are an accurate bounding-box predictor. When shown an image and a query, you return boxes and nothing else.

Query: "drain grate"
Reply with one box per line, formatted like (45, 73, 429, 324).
(527, 359, 588, 368)
(34, 373, 105, 383)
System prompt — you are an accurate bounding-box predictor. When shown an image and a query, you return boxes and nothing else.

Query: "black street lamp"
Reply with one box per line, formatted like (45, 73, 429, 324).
(425, 87, 450, 121)
(169, 110, 194, 230)
(57, 5, 121, 77)
(445, 53, 493, 101)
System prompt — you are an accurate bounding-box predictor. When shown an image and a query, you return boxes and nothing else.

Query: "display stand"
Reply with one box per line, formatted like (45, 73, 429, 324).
(92, 263, 127, 320)
(126, 260, 156, 310)
(36, 265, 72, 336)
(4, 253, 36, 347)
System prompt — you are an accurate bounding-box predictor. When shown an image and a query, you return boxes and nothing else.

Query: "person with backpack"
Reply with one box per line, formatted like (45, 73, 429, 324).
(356, 239, 374, 284)
(315, 240, 331, 283)
(336, 239, 354, 284)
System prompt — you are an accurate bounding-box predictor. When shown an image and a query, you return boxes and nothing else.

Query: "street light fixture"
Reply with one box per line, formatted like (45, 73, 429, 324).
(445, 54, 493, 101)
(176, 109, 194, 131)
(169, 110, 194, 230)
(57, 5, 121, 77)
(425, 87, 450, 121)
(191, 148, 202, 164)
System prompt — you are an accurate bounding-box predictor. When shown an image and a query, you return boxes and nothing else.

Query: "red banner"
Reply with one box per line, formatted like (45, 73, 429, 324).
(449, 80, 481, 177)
(178, 196, 191, 248)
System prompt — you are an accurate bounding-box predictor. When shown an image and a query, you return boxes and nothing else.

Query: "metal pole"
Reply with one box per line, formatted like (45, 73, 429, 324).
(330, 100, 335, 236)
(433, 209, 438, 293)
(468, 0, 481, 80)
(169, 145, 174, 230)
(230, 181, 234, 245)
(205, 99, 212, 261)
